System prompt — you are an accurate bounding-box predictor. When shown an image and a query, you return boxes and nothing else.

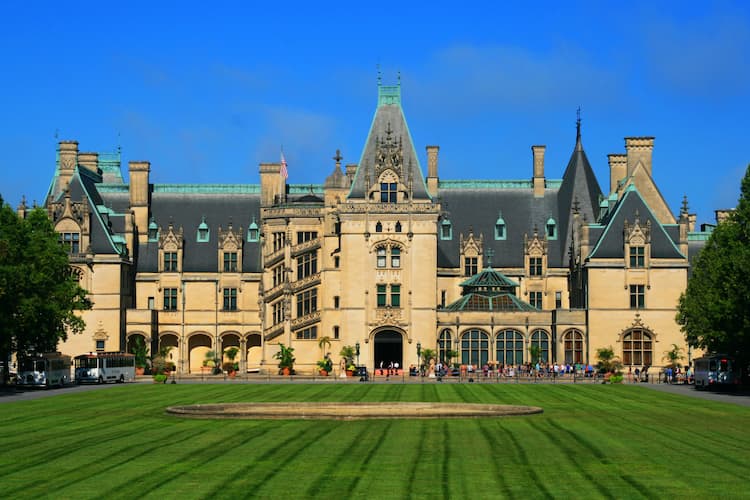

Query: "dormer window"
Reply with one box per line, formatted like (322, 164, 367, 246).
(197, 216, 210, 242)
(380, 182, 397, 203)
(546, 218, 557, 240)
(247, 218, 259, 242)
(440, 219, 452, 240)
(375, 221, 383, 233)
(148, 218, 159, 242)
(495, 212, 506, 240)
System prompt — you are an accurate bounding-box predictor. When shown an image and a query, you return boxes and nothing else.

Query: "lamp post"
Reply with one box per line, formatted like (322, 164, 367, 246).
(355, 342, 360, 367)
(417, 342, 422, 376)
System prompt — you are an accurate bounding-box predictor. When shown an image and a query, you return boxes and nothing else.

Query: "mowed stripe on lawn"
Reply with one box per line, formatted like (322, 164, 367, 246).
(0, 384, 748, 499)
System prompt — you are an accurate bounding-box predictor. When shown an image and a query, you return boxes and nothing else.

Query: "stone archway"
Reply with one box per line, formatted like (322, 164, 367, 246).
(160, 333, 180, 372)
(373, 330, 404, 373)
(245, 333, 262, 373)
(221, 332, 241, 372)
(188, 333, 213, 374)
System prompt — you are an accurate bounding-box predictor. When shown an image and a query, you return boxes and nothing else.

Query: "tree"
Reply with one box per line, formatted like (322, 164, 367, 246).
(662, 344, 684, 369)
(528, 344, 541, 365)
(0, 198, 91, 384)
(595, 346, 623, 375)
(677, 164, 750, 373)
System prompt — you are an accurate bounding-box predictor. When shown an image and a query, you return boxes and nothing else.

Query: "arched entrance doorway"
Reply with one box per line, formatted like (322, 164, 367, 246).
(373, 330, 403, 372)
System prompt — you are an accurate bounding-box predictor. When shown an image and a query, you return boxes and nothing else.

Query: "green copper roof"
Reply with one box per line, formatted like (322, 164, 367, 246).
(154, 184, 261, 194)
(459, 267, 519, 289)
(444, 267, 535, 311)
(442, 293, 538, 312)
(378, 84, 401, 106)
(688, 231, 712, 241)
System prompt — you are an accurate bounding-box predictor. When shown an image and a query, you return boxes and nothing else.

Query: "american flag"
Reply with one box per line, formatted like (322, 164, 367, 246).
(280, 151, 288, 179)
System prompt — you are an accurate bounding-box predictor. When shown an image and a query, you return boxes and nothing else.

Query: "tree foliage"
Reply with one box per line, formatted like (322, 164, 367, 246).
(0, 197, 91, 383)
(677, 164, 750, 371)
(596, 346, 623, 374)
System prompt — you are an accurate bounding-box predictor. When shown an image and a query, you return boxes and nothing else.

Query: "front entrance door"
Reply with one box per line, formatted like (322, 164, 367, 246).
(373, 331, 403, 372)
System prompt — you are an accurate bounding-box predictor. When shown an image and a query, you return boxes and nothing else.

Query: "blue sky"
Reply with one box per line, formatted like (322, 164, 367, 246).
(1, 0, 748, 225)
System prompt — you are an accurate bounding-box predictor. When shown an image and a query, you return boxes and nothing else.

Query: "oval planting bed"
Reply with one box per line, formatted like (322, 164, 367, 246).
(166, 402, 543, 420)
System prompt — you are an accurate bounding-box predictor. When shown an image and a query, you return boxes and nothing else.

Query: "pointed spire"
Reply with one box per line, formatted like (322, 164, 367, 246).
(575, 106, 582, 152)
(681, 195, 689, 215)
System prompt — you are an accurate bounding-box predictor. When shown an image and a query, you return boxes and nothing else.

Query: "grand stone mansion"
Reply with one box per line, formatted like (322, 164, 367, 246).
(30, 82, 717, 374)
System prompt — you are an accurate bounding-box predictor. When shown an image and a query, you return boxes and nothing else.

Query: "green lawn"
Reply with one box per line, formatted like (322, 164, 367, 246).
(0, 384, 748, 499)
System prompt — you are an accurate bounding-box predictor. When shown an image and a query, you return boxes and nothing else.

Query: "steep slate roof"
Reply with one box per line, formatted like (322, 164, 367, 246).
(135, 188, 262, 273)
(348, 84, 429, 200)
(556, 122, 603, 265)
(63, 168, 124, 255)
(588, 184, 684, 260)
(437, 182, 563, 269)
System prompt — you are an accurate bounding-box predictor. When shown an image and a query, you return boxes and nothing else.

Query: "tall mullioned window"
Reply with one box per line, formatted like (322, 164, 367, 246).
(59, 232, 80, 254)
(272, 232, 285, 252)
(223, 288, 238, 311)
(272, 301, 284, 325)
(461, 329, 489, 367)
(622, 329, 653, 366)
(630, 285, 645, 309)
(629, 246, 645, 268)
(563, 330, 584, 364)
(163, 288, 178, 311)
(296, 231, 318, 244)
(223, 252, 238, 272)
(496, 329, 524, 365)
(438, 329, 452, 364)
(296, 289, 318, 317)
(530, 291, 542, 310)
(380, 182, 397, 203)
(297, 251, 318, 278)
(529, 257, 542, 276)
(376, 247, 387, 268)
(464, 257, 478, 277)
(530, 330, 550, 363)
(164, 252, 178, 272)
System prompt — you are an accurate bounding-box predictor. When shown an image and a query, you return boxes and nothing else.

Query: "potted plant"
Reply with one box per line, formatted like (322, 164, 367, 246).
(317, 356, 333, 376)
(596, 346, 624, 384)
(130, 337, 149, 376)
(340, 345, 356, 376)
(151, 345, 174, 379)
(273, 343, 295, 375)
(223, 347, 239, 377)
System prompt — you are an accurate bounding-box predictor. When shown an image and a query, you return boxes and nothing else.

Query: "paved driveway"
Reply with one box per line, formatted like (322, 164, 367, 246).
(638, 382, 750, 407)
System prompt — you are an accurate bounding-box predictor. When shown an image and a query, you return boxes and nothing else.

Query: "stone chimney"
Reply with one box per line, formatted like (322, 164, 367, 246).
(58, 141, 79, 189)
(426, 145, 439, 198)
(607, 154, 627, 195)
(259, 163, 285, 206)
(625, 137, 654, 177)
(129, 161, 151, 243)
(77, 152, 99, 174)
(532, 145, 545, 198)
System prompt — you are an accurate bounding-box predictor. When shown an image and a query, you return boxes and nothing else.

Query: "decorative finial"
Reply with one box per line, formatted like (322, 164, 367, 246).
(333, 149, 343, 166)
(485, 247, 495, 268)
(397, 70, 401, 85)
(576, 106, 582, 146)
(377, 64, 381, 86)
(572, 196, 581, 214)
(681, 195, 689, 215)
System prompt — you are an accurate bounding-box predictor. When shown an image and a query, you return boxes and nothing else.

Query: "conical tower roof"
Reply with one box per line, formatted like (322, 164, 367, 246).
(557, 114, 603, 263)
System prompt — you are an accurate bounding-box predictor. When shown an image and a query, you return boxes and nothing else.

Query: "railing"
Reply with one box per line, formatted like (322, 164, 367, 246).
(290, 238, 321, 257)
(264, 247, 285, 266)
(291, 273, 321, 293)
(290, 311, 321, 330)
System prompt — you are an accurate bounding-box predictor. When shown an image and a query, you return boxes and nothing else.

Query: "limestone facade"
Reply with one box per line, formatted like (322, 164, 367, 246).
(37, 83, 713, 375)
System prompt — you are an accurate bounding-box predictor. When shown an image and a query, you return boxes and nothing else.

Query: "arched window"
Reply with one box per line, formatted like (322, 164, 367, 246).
(375, 221, 383, 233)
(563, 330, 584, 364)
(530, 329, 550, 363)
(622, 329, 653, 366)
(461, 329, 489, 367)
(438, 329, 452, 364)
(496, 329, 524, 365)
(395, 221, 402, 233)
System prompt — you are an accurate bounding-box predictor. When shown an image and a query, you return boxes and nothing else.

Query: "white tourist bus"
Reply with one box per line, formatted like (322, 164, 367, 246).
(16, 352, 71, 388)
(74, 352, 136, 384)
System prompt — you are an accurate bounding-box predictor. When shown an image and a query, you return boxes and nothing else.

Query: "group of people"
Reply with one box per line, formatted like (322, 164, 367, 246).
(661, 365, 692, 384)
(377, 360, 400, 376)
